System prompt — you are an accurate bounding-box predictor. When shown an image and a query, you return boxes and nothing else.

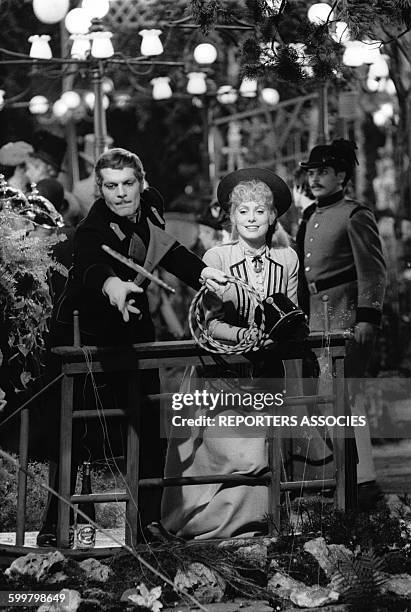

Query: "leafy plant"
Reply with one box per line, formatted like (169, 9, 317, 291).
(331, 548, 388, 610)
(0, 211, 65, 396)
(0, 454, 48, 531)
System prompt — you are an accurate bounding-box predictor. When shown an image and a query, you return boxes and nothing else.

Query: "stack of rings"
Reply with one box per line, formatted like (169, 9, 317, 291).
(189, 275, 267, 354)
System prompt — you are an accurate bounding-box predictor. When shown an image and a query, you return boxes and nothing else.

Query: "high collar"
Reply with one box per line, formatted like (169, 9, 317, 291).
(316, 189, 344, 208)
(93, 197, 142, 230)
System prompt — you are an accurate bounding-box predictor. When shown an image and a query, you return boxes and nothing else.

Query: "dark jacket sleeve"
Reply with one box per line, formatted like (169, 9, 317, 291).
(73, 225, 118, 293)
(160, 243, 206, 291)
(348, 207, 386, 325)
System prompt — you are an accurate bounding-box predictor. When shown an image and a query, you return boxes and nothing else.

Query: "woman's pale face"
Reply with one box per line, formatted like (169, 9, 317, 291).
(233, 200, 274, 246)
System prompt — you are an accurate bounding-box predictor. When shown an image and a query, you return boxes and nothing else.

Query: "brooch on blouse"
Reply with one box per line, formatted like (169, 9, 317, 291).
(251, 255, 264, 273)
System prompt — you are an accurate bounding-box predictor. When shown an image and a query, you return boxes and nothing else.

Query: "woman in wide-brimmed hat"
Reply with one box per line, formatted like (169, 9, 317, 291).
(161, 168, 327, 539)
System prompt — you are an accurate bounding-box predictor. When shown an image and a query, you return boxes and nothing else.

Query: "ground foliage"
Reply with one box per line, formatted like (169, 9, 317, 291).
(2, 499, 411, 610)
(331, 548, 387, 611)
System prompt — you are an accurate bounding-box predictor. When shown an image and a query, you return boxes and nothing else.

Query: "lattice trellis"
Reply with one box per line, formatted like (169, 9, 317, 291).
(105, 0, 143, 29)
(105, 0, 187, 30)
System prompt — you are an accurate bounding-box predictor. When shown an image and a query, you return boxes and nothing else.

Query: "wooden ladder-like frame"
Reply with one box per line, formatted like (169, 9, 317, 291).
(15, 332, 356, 549)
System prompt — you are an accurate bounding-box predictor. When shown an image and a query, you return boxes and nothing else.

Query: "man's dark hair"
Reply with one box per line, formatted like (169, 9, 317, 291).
(95, 148, 145, 188)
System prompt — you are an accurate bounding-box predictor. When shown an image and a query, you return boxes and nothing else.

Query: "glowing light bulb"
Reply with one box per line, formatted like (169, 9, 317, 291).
(82, 0, 109, 19)
(342, 41, 365, 67)
(33, 0, 69, 24)
(29, 95, 49, 114)
(307, 3, 334, 25)
(261, 87, 280, 105)
(65, 8, 91, 35)
(217, 85, 238, 105)
(90, 31, 114, 58)
(53, 99, 68, 118)
(187, 72, 207, 95)
(139, 30, 163, 57)
(61, 90, 81, 109)
(151, 77, 172, 100)
(193, 43, 217, 65)
(70, 34, 90, 59)
(239, 78, 257, 98)
(28, 34, 52, 59)
(331, 21, 351, 44)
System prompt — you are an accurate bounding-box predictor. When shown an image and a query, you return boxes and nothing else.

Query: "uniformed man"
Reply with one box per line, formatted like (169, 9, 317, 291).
(296, 139, 387, 510)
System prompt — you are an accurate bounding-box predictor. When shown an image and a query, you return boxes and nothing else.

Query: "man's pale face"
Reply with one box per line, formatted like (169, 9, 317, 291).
(307, 166, 345, 199)
(26, 156, 49, 184)
(100, 167, 143, 220)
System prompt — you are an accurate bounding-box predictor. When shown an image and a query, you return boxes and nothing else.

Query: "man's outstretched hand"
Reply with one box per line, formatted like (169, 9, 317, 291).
(200, 267, 229, 293)
(103, 276, 143, 322)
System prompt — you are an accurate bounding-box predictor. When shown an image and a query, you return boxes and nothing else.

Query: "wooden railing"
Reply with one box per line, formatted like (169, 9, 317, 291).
(15, 332, 355, 549)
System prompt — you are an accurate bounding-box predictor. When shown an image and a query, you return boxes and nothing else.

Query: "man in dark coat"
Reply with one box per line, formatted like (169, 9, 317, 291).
(37, 148, 226, 545)
(296, 139, 387, 509)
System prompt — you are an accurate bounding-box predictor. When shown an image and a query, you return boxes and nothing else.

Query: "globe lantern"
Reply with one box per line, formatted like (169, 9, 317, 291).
(307, 2, 334, 25)
(82, 0, 110, 19)
(29, 95, 49, 114)
(193, 43, 217, 65)
(52, 99, 69, 118)
(261, 87, 280, 105)
(65, 8, 91, 35)
(61, 91, 81, 109)
(33, 0, 69, 24)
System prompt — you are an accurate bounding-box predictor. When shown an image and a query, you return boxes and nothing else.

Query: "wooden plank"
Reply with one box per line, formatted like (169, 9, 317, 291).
(125, 373, 141, 547)
(16, 407, 29, 546)
(57, 375, 73, 549)
(333, 356, 346, 510)
(51, 333, 347, 361)
(268, 404, 281, 535)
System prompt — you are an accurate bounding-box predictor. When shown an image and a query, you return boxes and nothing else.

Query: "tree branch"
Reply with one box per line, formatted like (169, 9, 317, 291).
(382, 26, 411, 46)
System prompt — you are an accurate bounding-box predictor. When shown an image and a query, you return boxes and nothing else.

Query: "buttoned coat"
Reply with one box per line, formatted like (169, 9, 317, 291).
(297, 194, 386, 333)
(51, 193, 204, 347)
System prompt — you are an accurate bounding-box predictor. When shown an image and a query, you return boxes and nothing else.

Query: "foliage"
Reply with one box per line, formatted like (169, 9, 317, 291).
(0, 457, 124, 531)
(125, 583, 163, 611)
(0, 211, 64, 397)
(0, 453, 48, 531)
(189, 0, 411, 87)
(331, 548, 387, 610)
(297, 497, 403, 553)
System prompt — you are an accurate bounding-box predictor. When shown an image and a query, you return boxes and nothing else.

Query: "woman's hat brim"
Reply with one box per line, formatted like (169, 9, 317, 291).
(216, 167, 291, 216)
